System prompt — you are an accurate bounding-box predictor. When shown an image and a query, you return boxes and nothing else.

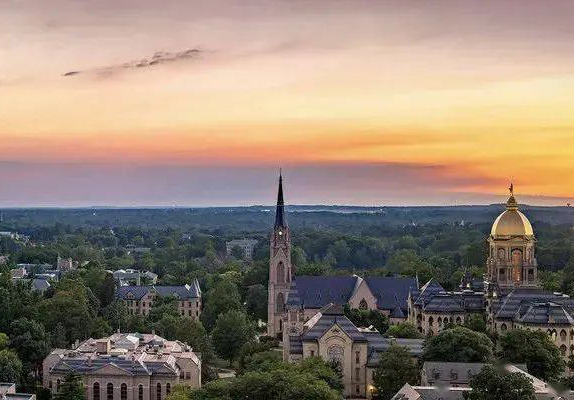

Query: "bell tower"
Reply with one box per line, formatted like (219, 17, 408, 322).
(267, 172, 292, 338)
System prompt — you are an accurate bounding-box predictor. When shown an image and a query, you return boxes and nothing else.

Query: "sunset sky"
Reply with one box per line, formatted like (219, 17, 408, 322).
(1, 0, 574, 206)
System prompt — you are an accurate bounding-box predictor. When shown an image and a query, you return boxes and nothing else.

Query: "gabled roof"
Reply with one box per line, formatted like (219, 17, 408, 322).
(116, 280, 201, 300)
(516, 302, 574, 325)
(288, 276, 358, 308)
(423, 294, 464, 313)
(415, 279, 445, 306)
(301, 306, 367, 343)
(366, 276, 418, 312)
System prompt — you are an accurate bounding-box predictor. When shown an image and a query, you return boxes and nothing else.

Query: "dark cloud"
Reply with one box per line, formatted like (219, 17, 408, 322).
(62, 48, 201, 78)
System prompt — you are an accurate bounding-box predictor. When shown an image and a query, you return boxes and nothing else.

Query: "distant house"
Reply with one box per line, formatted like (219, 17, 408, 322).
(226, 239, 258, 260)
(125, 245, 151, 255)
(112, 269, 158, 286)
(116, 279, 202, 320)
(0, 383, 35, 400)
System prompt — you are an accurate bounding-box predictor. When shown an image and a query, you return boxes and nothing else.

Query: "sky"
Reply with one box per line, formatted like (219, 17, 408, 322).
(1, 0, 574, 206)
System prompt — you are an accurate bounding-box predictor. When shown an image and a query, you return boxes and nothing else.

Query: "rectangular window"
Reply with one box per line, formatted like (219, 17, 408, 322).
(355, 351, 360, 364)
(310, 350, 315, 357)
(355, 367, 360, 380)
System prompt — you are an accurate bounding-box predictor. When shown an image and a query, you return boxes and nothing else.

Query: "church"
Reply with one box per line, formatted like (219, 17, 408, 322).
(267, 175, 574, 398)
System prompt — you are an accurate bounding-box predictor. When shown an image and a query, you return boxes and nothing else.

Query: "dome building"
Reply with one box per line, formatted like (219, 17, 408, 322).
(486, 187, 538, 291)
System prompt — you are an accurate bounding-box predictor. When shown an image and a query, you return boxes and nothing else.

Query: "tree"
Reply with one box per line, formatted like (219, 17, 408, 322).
(0, 349, 22, 383)
(385, 323, 422, 339)
(372, 344, 419, 400)
(463, 314, 487, 333)
(9, 318, 50, 379)
(201, 279, 242, 330)
(230, 246, 245, 260)
(212, 311, 255, 365)
(245, 284, 267, 322)
(463, 365, 536, 400)
(344, 306, 388, 333)
(103, 300, 129, 332)
(55, 373, 86, 400)
(423, 327, 493, 363)
(499, 329, 565, 382)
(0, 333, 8, 350)
(298, 357, 344, 394)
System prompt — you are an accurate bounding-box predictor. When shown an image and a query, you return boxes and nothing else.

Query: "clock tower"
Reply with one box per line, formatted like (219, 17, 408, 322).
(267, 172, 292, 338)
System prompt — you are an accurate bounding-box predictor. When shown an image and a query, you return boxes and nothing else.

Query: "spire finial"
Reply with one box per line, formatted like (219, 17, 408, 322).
(274, 170, 287, 228)
(509, 182, 514, 196)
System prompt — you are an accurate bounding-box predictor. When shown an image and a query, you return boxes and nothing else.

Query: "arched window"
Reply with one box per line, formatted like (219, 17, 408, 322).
(511, 250, 523, 281)
(276, 292, 285, 313)
(107, 383, 113, 400)
(561, 330, 567, 341)
(166, 384, 170, 395)
(93, 383, 100, 400)
(428, 316, 434, 327)
(327, 345, 344, 364)
(570, 345, 574, 356)
(497, 248, 506, 261)
(138, 385, 143, 400)
(156, 383, 161, 400)
(121, 384, 127, 400)
(500, 323, 507, 331)
(560, 345, 567, 357)
(359, 299, 368, 310)
(437, 317, 442, 326)
(276, 262, 285, 283)
(455, 317, 462, 324)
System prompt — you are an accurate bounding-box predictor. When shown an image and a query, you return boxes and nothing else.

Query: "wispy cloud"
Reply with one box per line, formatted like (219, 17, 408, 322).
(62, 48, 202, 78)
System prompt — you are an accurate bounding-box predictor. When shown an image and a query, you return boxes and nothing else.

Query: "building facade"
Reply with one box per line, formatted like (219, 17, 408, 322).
(225, 239, 258, 260)
(116, 280, 201, 320)
(43, 333, 201, 400)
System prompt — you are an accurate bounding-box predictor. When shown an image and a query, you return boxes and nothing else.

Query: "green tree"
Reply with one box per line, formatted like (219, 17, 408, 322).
(201, 279, 242, 330)
(463, 365, 536, 400)
(298, 357, 344, 394)
(385, 323, 422, 339)
(55, 373, 86, 400)
(230, 246, 245, 260)
(0, 333, 8, 350)
(0, 349, 22, 383)
(499, 329, 565, 382)
(245, 284, 267, 322)
(212, 311, 255, 365)
(9, 318, 50, 378)
(344, 306, 388, 333)
(103, 300, 129, 332)
(373, 344, 419, 400)
(463, 314, 487, 333)
(423, 327, 493, 363)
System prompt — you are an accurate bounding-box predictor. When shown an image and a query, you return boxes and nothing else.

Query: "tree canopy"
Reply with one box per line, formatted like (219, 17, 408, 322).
(423, 326, 493, 363)
(463, 365, 535, 400)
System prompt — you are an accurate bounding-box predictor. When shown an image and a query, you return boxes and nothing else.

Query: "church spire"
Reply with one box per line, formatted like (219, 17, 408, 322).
(274, 171, 287, 228)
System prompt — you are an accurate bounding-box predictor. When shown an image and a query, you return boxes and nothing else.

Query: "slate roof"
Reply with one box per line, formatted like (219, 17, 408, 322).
(516, 302, 574, 325)
(415, 279, 445, 306)
(366, 276, 418, 312)
(287, 276, 358, 308)
(492, 288, 574, 320)
(301, 305, 367, 343)
(287, 275, 418, 312)
(116, 279, 201, 300)
(391, 383, 469, 400)
(365, 333, 424, 366)
(423, 294, 464, 313)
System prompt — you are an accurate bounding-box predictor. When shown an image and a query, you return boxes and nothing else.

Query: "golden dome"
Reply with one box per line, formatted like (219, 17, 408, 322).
(491, 194, 534, 237)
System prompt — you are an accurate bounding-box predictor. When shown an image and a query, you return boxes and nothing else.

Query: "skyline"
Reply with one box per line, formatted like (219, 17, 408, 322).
(2, 1, 574, 206)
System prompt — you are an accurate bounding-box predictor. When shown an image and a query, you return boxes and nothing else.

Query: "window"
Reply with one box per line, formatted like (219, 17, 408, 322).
(310, 350, 315, 357)
(57, 380, 61, 392)
(359, 299, 368, 310)
(561, 330, 567, 341)
(49, 381, 52, 390)
(156, 383, 161, 400)
(500, 323, 507, 331)
(93, 383, 100, 400)
(107, 383, 113, 400)
(327, 345, 344, 364)
(277, 262, 285, 283)
(166, 384, 170, 395)
(138, 385, 143, 400)
(121, 384, 127, 400)
(561, 345, 567, 357)
(356, 385, 360, 395)
(355, 351, 360, 364)
(276, 292, 285, 313)
(355, 367, 360, 380)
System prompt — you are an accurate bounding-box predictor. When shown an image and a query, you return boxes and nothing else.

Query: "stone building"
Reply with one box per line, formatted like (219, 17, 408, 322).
(116, 280, 201, 320)
(267, 174, 419, 339)
(42, 333, 201, 400)
(285, 304, 423, 399)
(0, 383, 35, 400)
(225, 239, 258, 260)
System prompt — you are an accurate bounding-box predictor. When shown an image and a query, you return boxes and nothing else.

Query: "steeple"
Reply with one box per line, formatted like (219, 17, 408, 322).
(274, 171, 287, 228)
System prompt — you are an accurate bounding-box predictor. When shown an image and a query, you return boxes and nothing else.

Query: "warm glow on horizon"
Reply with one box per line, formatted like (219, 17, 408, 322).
(1, 0, 574, 206)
